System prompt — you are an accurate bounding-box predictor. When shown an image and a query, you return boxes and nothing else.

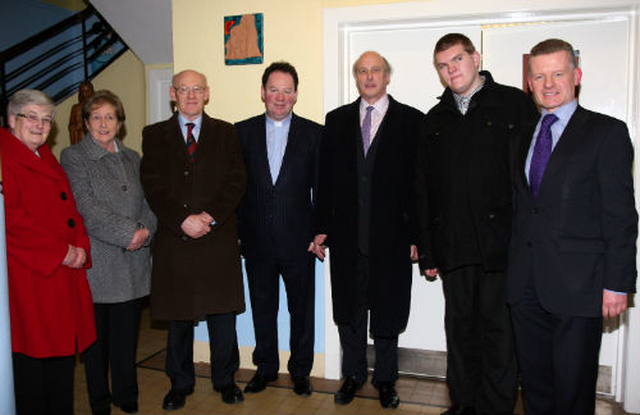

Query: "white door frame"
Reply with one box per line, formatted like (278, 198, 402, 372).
(323, 1, 640, 411)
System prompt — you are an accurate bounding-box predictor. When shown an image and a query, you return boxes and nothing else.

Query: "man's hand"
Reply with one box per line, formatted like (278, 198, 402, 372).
(62, 245, 87, 269)
(422, 268, 438, 278)
(410, 245, 418, 262)
(602, 290, 628, 319)
(181, 212, 213, 239)
(311, 234, 328, 260)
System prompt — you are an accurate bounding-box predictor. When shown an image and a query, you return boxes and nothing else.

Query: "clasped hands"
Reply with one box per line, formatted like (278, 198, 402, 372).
(181, 212, 214, 239)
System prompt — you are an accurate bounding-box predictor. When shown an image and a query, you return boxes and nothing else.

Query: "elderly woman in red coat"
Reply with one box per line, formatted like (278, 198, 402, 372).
(0, 89, 96, 415)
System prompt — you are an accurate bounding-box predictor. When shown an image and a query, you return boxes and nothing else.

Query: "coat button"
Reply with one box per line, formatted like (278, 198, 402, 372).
(532, 208, 539, 214)
(122, 185, 128, 191)
(527, 241, 532, 247)
(184, 170, 189, 177)
(181, 235, 188, 241)
(486, 120, 492, 126)
(488, 213, 496, 220)
(60, 191, 67, 200)
(67, 219, 75, 228)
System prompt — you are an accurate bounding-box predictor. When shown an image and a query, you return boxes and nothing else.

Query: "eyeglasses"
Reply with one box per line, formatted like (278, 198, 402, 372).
(16, 112, 54, 127)
(173, 85, 206, 95)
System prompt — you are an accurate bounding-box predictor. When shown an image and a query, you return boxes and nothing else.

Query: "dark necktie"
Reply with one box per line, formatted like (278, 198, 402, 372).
(361, 106, 374, 155)
(186, 122, 196, 161)
(529, 113, 559, 199)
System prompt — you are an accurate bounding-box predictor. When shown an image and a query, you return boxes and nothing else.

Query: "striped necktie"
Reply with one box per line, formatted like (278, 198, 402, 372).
(186, 122, 196, 161)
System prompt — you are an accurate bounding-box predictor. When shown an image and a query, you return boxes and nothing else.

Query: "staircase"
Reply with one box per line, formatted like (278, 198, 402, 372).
(0, 4, 128, 126)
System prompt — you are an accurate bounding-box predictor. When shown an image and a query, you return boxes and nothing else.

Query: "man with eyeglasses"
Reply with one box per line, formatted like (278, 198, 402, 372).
(140, 69, 247, 410)
(311, 51, 423, 409)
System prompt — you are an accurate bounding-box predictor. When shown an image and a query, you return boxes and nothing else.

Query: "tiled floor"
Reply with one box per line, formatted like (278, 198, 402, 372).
(72, 304, 633, 415)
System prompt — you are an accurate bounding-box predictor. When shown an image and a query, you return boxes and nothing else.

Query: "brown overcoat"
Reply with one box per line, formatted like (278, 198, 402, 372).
(140, 113, 246, 320)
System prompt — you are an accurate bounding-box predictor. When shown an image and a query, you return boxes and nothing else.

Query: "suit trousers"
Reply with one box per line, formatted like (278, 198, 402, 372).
(12, 352, 75, 415)
(338, 253, 398, 386)
(165, 312, 239, 391)
(511, 279, 602, 415)
(441, 265, 518, 414)
(245, 254, 315, 377)
(84, 298, 142, 413)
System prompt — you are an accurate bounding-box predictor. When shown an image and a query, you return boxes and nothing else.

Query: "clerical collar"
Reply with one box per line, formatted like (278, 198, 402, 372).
(266, 112, 292, 128)
(453, 75, 485, 115)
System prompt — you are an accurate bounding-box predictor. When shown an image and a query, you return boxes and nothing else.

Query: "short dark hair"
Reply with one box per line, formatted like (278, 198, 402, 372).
(529, 38, 578, 71)
(262, 61, 299, 91)
(434, 33, 476, 56)
(82, 89, 126, 123)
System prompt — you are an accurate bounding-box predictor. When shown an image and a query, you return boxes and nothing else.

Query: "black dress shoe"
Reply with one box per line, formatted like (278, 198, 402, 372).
(292, 375, 312, 396)
(116, 402, 138, 413)
(162, 388, 193, 411)
(334, 376, 362, 405)
(219, 383, 244, 404)
(378, 382, 400, 408)
(244, 372, 277, 393)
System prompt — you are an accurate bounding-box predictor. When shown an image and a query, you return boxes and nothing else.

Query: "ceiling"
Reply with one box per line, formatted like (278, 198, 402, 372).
(91, 0, 173, 65)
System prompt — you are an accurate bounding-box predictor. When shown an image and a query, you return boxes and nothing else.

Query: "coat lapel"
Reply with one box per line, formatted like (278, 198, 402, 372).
(165, 113, 190, 164)
(254, 114, 275, 187)
(273, 113, 298, 188)
(537, 106, 587, 198)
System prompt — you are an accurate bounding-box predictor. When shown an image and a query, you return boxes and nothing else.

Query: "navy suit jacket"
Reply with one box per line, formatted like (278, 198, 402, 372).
(508, 106, 637, 317)
(236, 113, 322, 260)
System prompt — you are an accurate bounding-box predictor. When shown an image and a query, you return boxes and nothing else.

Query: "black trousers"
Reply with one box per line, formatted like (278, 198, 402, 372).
(337, 252, 398, 386)
(442, 265, 518, 414)
(84, 298, 142, 413)
(12, 353, 75, 415)
(511, 279, 602, 415)
(165, 312, 239, 391)
(245, 254, 315, 377)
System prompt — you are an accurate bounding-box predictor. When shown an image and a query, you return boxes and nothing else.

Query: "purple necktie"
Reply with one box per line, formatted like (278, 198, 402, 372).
(186, 122, 196, 161)
(361, 106, 374, 155)
(529, 113, 558, 199)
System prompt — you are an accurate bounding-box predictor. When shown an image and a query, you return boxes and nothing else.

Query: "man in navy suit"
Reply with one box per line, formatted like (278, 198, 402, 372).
(236, 61, 322, 397)
(509, 38, 637, 414)
(312, 51, 423, 409)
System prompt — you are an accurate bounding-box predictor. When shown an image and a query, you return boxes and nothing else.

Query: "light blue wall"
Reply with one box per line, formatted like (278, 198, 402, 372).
(0, 0, 73, 51)
(195, 259, 325, 353)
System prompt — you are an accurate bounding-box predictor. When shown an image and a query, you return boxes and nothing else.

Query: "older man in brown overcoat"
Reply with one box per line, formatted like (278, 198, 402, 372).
(141, 69, 247, 411)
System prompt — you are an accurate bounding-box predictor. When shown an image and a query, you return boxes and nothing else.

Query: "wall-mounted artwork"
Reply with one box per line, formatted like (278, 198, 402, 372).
(224, 13, 264, 65)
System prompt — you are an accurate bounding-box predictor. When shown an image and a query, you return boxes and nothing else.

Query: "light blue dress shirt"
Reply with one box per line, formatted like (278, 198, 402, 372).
(266, 113, 291, 185)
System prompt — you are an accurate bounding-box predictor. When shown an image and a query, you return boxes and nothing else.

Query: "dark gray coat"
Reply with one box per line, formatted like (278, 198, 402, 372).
(61, 136, 157, 303)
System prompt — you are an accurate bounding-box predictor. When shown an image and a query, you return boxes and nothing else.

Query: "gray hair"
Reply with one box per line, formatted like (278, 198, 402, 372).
(8, 89, 55, 118)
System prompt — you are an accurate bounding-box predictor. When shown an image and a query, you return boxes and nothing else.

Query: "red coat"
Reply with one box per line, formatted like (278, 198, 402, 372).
(1, 128, 96, 358)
